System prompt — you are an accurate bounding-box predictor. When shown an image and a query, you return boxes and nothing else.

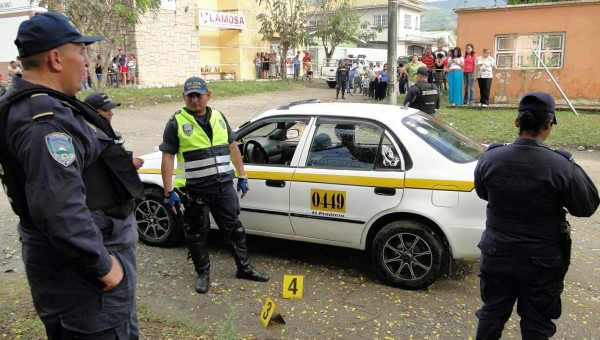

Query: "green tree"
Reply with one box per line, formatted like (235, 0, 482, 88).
(38, 0, 160, 90)
(310, 0, 381, 60)
(256, 0, 309, 80)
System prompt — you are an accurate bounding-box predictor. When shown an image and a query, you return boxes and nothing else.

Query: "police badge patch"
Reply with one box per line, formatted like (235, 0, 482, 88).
(45, 133, 75, 167)
(183, 123, 193, 136)
(218, 119, 226, 129)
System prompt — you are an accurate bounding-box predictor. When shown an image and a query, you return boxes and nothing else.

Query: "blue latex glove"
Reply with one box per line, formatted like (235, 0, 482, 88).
(237, 178, 249, 198)
(164, 190, 180, 209)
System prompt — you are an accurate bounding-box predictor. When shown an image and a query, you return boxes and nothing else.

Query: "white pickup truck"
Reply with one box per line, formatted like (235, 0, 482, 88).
(320, 58, 366, 88)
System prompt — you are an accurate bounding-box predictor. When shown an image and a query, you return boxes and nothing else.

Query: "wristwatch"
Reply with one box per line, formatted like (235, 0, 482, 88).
(238, 174, 248, 182)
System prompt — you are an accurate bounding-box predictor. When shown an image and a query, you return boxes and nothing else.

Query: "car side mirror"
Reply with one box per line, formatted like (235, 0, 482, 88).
(286, 129, 300, 139)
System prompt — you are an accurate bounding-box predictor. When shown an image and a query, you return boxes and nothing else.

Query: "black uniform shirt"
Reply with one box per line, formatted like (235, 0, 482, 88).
(403, 81, 440, 114)
(474, 137, 599, 249)
(5, 77, 116, 278)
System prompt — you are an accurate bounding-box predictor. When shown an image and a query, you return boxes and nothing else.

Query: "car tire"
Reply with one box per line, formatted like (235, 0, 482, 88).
(135, 187, 184, 247)
(372, 220, 444, 290)
(326, 81, 337, 88)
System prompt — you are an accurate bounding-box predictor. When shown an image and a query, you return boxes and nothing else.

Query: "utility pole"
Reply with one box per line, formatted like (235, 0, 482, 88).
(387, 0, 398, 105)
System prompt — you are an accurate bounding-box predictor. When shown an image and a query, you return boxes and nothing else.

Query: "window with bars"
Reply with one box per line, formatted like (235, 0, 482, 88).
(373, 14, 387, 27)
(404, 14, 411, 28)
(309, 20, 322, 27)
(495, 33, 565, 69)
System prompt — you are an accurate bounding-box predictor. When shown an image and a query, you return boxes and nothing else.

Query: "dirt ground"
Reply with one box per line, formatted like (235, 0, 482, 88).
(1, 82, 599, 339)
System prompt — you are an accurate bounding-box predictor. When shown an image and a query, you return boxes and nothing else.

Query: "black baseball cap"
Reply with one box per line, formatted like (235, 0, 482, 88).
(183, 77, 208, 95)
(518, 92, 557, 124)
(417, 66, 429, 76)
(15, 12, 104, 58)
(84, 93, 121, 110)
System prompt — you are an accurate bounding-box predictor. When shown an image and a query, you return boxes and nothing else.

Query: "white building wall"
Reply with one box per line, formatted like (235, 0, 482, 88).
(134, 0, 201, 87)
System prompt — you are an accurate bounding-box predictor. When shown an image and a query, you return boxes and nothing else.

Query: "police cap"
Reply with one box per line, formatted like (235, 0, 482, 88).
(85, 93, 121, 111)
(183, 77, 208, 95)
(518, 92, 557, 125)
(15, 12, 104, 58)
(416, 67, 429, 76)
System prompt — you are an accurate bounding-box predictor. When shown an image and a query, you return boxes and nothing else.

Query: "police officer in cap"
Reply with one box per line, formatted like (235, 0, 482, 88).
(403, 66, 440, 116)
(474, 92, 599, 339)
(0, 12, 141, 338)
(160, 77, 269, 294)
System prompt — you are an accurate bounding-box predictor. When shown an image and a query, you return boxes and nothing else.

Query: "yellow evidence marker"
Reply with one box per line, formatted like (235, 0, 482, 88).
(282, 274, 304, 299)
(260, 297, 286, 328)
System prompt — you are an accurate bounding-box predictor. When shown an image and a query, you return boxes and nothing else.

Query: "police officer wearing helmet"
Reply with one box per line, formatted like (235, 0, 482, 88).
(0, 12, 143, 338)
(474, 92, 599, 339)
(403, 66, 440, 116)
(160, 77, 269, 294)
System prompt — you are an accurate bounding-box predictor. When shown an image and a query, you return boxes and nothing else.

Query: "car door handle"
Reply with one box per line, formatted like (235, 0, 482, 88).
(374, 187, 396, 196)
(266, 180, 286, 188)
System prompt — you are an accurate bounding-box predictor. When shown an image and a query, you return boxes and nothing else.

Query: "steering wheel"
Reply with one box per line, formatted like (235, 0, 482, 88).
(243, 140, 270, 164)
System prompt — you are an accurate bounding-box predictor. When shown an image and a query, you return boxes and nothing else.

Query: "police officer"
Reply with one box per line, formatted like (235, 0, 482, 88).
(0, 13, 142, 338)
(474, 92, 599, 339)
(160, 77, 269, 294)
(335, 60, 349, 100)
(403, 66, 440, 116)
(85, 92, 144, 169)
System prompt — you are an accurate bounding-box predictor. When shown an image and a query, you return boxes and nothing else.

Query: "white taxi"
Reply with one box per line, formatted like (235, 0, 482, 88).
(135, 100, 487, 290)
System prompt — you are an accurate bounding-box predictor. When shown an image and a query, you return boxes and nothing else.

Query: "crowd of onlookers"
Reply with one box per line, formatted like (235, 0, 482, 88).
(1, 49, 138, 91)
(398, 42, 497, 107)
(253, 50, 314, 81)
(91, 49, 138, 88)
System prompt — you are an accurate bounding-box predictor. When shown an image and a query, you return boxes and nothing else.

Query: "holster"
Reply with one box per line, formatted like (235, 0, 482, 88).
(175, 188, 207, 236)
(560, 221, 572, 264)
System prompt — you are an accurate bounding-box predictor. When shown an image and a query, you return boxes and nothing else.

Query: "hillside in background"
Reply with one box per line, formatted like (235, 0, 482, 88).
(420, 0, 508, 32)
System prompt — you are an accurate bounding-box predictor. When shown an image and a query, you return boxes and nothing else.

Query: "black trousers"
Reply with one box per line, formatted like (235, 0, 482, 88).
(475, 249, 568, 340)
(369, 80, 376, 98)
(186, 183, 241, 243)
(336, 80, 347, 98)
(478, 78, 493, 105)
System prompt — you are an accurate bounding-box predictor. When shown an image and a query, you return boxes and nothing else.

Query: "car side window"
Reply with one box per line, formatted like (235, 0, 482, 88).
(306, 121, 383, 170)
(236, 118, 308, 166)
(375, 134, 402, 170)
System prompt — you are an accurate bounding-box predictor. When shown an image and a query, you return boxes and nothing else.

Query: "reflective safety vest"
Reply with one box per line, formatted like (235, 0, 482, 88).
(412, 82, 439, 114)
(173, 108, 234, 188)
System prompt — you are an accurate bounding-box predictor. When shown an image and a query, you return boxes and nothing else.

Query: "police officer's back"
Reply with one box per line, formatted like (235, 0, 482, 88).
(473, 92, 599, 340)
(403, 66, 440, 115)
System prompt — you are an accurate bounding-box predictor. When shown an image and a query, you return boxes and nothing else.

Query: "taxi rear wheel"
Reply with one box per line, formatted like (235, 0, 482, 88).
(372, 220, 444, 290)
(135, 187, 184, 247)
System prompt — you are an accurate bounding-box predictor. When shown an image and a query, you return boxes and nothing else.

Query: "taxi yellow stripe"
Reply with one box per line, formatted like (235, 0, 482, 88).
(138, 168, 475, 192)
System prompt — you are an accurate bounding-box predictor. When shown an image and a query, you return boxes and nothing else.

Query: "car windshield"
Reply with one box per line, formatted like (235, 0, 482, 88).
(402, 114, 485, 163)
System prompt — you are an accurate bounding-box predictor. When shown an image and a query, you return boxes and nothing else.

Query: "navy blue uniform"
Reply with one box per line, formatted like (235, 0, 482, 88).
(3, 77, 138, 339)
(474, 138, 599, 339)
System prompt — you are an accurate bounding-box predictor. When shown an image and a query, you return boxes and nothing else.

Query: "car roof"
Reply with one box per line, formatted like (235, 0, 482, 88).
(255, 102, 420, 123)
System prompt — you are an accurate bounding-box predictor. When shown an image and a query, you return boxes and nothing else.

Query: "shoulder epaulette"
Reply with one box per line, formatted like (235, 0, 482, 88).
(487, 143, 506, 151)
(29, 93, 55, 121)
(553, 148, 574, 162)
(169, 110, 180, 120)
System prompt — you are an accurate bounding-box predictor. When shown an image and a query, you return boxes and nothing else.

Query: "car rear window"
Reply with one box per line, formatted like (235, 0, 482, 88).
(402, 114, 485, 163)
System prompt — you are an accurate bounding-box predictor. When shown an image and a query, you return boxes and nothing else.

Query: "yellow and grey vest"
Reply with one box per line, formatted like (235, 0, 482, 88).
(174, 108, 234, 188)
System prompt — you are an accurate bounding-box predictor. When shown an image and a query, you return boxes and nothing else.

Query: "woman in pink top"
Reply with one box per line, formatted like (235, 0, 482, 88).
(463, 43, 477, 105)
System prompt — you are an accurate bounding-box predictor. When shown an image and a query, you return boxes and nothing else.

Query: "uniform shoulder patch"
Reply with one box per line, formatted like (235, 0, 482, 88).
(45, 132, 75, 167)
(487, 143, 506, 151)
(170, 110, 180, 120)
(29, 93, 55, 120)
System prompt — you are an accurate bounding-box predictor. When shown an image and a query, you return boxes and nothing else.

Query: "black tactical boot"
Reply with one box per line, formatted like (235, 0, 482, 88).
(229, 228, 270, 282)
(188, 241, 210, 293)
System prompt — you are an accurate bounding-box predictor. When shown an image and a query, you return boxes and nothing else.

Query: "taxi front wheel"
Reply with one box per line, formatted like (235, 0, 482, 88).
(372, 220, 444, 290)
(135, 187, 184, 247)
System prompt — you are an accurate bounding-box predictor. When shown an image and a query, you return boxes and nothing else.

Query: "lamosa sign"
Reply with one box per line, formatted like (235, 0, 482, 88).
(0, 2, 13, 9)
(199, 10, 246, 30)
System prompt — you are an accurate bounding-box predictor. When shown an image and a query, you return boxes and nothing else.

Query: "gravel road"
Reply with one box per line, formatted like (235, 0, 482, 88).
(1, 83, 599, 339)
